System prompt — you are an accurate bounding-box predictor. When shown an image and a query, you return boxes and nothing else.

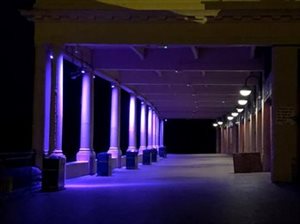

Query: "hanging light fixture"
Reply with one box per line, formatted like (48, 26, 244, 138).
(236, 107, 244, 113)
(231, 112, 239, 117)
(239, 86, 252, 96)
(238, 99, 248, 105)
(217, 121, 223, 125)
(213, 123, 218, 127)
(227, 116, 233, 121)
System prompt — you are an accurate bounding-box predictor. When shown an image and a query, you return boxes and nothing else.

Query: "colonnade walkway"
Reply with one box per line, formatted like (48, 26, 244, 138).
(2, 154, 300, 224)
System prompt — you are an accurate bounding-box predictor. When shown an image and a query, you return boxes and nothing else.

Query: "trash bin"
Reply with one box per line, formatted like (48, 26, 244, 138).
(97, 153, 112, 176)
(126, 152, 138, 169)
(42, 156, 65, 191)
(151, 149, 158, 162)
(143, 150, 152, 165)
(159, 147, 167, 158)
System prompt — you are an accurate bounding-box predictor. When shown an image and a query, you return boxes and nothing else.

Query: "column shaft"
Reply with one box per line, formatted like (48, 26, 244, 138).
(50, 47, 65, 157)
(76, 72, 95, 167)
(159, 120, 165, 148)
(138, 102, 147, 154)
(147, 108, 153, 149)
(108, 86, 122, 158)
(127, 94, 137, 152)
(32, 44, 51, 167)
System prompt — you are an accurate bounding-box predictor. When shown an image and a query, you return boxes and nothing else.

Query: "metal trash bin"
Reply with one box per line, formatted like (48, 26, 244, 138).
(159, 147, 167, 158)
(42, 156, 65, 191)
(97, 153, 112, 176)
(126, 152, 138, 169)
(151, 149, 158, 162)
(143, 150, 152, 165)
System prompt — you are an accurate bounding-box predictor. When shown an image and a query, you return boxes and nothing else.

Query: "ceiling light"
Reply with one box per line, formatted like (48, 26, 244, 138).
(231, 112, 239, 117)
(236, 108, 244, 113)
(81, 69, 86, 74)
(238, 99, 248, 105)
(227, 116, 234, 121)
(50, 54, 54, 60)
(239, 86, 252, 96)
(111, 84, 115, 88)
(217, 121, 223, 125)
(213, 123, 218, 127)
(163, 45, 168, 49)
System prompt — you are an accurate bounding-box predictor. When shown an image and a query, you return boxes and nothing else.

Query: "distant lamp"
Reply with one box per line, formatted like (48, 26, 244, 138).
(164, 119, 168, 122)
(111, 84, 115, 88)
(50, 54, 54, 60)
(238, 99, 248, 106)
(236, 107, 244, 113)
(213, 123, 218, 127)
(239, 86, 252, 97)
(81, 69, 86, 74)
(217, 121, 223, 125)
(227, 116, 233, 121)
(231, 112, 239, 117)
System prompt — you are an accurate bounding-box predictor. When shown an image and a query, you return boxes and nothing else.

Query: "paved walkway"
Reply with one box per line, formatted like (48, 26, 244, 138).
(1, 154, 300, 224)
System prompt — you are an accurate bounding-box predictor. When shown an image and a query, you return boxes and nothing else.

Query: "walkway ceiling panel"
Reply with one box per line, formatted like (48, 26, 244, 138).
(67, 44, 265, 119)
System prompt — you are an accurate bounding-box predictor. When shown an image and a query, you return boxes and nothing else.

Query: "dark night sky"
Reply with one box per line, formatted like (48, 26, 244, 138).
(6, 1, 216, 157)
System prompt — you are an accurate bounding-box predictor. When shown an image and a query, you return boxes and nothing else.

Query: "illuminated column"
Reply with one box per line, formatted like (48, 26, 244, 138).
(49, 47, 65, 157)
(108, 85, 122, 159)
(147, 107, 153, 149)
(138, 102, 147, 155)
(159, 119, 165, 148)
(156, 116, 160, 149)
(152, 111, 157, 149)
(32, 44, 52, 167)
(76, 72, 96, 170)
(127, 94, 137, 152)
(271, 47, 298, 182)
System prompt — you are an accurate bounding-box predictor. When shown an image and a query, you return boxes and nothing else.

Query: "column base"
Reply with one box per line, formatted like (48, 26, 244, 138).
(107, 147, 122, 168)
(50, 149, 66, 159)
(127, 146, 138, 153)
(138, 146, 147, 155)
(76, 148, 96, 174)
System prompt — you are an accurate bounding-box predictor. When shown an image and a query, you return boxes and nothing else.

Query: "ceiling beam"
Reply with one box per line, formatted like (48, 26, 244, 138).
(92, 47, 264, 71)
(131, 46, 147, 60)
(190, 46, 200, 59)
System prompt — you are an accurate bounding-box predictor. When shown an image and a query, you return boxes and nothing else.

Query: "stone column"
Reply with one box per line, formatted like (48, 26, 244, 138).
(127, 94, 137, 152)
(32, 44, 52, 167)
(271, 47, 298, 182)
(147, 107, 153, 149)
(49, 47, 65, 157)
(159, 119, 165, 148)
(152, 111, 156, 149)
(138, 102, 147, 155)
(107, 85, 122, 160)
(156, 116, 160, 149)
(76, 72, 96, 173)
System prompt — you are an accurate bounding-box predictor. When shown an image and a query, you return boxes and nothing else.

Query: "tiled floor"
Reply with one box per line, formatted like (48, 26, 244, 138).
(1, 154, 300, 224)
